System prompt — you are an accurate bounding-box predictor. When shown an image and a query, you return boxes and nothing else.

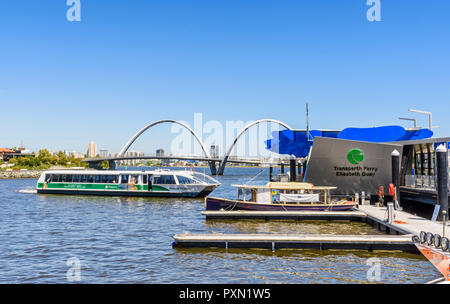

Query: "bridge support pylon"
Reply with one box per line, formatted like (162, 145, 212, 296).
(209, 161, 217, 175)
(109, 160, 117, 170)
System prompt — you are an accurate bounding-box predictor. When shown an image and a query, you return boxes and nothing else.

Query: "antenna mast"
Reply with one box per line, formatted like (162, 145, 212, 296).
(306, 102, 310, 141)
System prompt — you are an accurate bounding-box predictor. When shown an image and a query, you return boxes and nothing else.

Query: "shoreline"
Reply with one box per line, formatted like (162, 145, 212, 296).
(0, 165, 263, 180)
(0, 170, 43, 179)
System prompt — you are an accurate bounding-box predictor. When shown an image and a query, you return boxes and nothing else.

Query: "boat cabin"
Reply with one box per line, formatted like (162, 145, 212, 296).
(233, 182, 337, 204)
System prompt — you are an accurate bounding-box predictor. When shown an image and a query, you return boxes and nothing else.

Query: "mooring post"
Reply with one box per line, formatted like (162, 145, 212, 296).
(387, 202, 394, 224)
(391, 149, 401, 210)
(443, 210, 447, 238)
(290, 158, 296, 182)
(436, 144, 449, 221)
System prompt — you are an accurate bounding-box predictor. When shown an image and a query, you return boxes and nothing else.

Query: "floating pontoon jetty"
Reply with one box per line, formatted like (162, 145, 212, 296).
(173, 205, 450, 252)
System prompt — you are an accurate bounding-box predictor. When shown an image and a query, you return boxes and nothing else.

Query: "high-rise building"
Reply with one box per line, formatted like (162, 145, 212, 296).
(86, 142, 97, 158)
(99, 149, 109, 158)
(210, 145, 220, 158)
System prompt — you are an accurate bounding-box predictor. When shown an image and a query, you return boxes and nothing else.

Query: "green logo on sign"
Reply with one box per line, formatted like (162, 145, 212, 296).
(347, 148, 364, 165)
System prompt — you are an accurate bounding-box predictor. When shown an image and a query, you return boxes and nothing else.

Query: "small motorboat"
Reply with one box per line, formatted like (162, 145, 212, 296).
(205, 182, 356, 211)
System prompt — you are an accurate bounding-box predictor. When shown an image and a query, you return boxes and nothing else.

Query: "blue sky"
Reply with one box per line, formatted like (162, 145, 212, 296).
(1, 1, 449, 155)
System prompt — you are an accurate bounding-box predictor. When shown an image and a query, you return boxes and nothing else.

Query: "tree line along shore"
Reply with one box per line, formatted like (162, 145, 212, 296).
(0, 149, 88, 179)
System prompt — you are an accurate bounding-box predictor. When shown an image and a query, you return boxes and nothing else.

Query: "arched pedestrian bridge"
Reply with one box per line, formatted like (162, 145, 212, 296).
(83, 119, 292, 175)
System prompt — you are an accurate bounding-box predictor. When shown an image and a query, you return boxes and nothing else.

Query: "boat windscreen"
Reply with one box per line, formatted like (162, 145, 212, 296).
(190, 172, 220, 185)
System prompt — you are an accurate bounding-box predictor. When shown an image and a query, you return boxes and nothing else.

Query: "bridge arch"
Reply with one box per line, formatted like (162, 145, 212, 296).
(217, 119, 293, 175)
(119, 120, 211, 158)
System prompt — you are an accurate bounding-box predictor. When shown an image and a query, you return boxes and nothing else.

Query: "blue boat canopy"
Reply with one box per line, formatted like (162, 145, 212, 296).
(265, 125, 433, 157)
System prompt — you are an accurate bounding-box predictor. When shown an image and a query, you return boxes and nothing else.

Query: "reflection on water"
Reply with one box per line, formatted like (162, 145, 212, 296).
(0, 168, 441, 283)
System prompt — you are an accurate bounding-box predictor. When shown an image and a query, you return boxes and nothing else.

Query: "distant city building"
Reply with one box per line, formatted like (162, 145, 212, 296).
(0, 148, 16, 161)
(68, 151, 85, 159)
(99, 149, 109, 158)
(86, 142, 97, 158)
(122, 150, 144, 166)
(155, 149, 170, 166)
(210, 145, 220, 158)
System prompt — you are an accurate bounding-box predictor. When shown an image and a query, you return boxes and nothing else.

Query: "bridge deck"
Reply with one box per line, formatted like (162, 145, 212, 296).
(83, 155, 272, 165)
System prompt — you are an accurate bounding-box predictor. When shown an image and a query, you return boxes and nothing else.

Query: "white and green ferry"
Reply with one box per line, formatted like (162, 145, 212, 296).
(36, 169, 220, 198)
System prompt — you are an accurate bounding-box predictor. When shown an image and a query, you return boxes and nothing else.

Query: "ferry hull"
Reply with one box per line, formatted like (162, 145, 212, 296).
(205, 197, 356, 211)
(37, 187, 216, 198)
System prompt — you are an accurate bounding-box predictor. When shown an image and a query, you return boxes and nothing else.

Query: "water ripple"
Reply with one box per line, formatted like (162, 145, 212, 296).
(0, 169, 440, 283)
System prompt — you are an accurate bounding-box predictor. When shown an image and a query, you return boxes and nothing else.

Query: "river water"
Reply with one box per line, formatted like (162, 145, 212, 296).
(0, 167, 440, 283)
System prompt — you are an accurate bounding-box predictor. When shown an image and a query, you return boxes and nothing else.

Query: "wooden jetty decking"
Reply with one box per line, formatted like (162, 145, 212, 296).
(173, 205, 449, 252)
(201, 210, 367, 221)
(173, 233, 415, 251)
(359, 205, 449, 236)
(202, 206, 449, 236)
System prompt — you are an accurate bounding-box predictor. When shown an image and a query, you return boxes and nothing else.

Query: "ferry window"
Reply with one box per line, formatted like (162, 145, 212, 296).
(60, 175, 67, 182)
(100, 175, 108, 183)
(80, 175, 87, 183)
(88, 175, 94, 183)
(67, 175, 73, 183)
(72, 175, 80, 183)
(177, 176, 196, 184)
(45, 174, 52, 183)
(106, 175, 116, 183)
(94, 175, 101, 183)
(51, 175, 60, 183)
(121, 175, 129, 184)
(154, 175, 175, 184)
(130, 175, 140, 184)
(143, 175, 148, 184)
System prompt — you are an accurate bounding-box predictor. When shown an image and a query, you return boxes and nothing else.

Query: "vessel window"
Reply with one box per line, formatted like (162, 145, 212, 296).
(45, 174, 52, 183)
(130, 175, 140, 184)
(60, 175, 67, 182)
(177, 176, 196, 184)
(72, 175, 80, 183)
(100, 175, 108, 183)
(121, 175, 129, 184)
(88, 175, 94, 183)
(143, 175, 148, 184)
(80, 175, 87, 183)
(94, 175, 101, 183)
(67, 175, 73, 183)
(107, 175, 117, 183)
(51, 175, 60, 183)
(244, 189, 252, 201)
(154, 175, 175, 184)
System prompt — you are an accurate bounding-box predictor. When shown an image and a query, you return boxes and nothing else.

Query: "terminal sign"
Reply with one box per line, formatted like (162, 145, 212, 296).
(347, 148, 364, 165)
(335, 148, 378, 177)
